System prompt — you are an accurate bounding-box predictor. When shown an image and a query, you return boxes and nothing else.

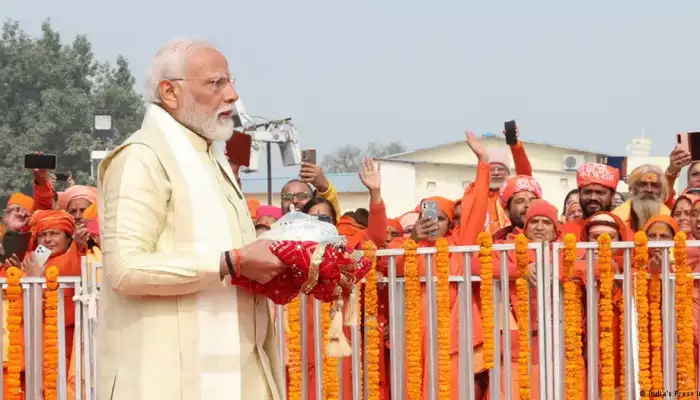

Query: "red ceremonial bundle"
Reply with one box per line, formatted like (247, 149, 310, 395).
(230, 240, 371, 305)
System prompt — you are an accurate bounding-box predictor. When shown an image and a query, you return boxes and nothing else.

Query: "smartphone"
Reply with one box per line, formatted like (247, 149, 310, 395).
(421, 200, 439, 222)
(677, 132, 700, 161)
(1, 231, 31, 262)
(85, 219, 100, 236)
(301, 149, 317, 165)
(24, 154, 56, 170)
(33, 245, 51, 268)
(504, 120, 517, 145)
(54, 172, 70, 181)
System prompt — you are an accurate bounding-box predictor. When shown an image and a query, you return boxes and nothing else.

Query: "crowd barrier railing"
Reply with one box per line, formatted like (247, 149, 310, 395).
(5, 240, 699, 400)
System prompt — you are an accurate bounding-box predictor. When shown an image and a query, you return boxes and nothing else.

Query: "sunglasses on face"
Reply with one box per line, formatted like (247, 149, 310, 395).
(281, 192, 312, 202)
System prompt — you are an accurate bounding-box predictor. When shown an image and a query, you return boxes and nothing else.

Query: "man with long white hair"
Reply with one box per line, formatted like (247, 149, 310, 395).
(97, 38, 285, 400)
(612, 164, 670, 231)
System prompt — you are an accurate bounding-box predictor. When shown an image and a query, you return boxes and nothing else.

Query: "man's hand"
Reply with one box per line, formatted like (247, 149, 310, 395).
(227, 240, 288, 284)
(3, 254, 22, 269)
(410, 217, 438, 242)
(668, 143, 692, 176)
(74, 223, 90, 248)
(66, 172, 75, 187)
(528, 262, 537, 287)
(21, 253, 43, 277)
(359, 158, 381, 192)
(299, 162, 329, 192)
(466, 132, 488, 163)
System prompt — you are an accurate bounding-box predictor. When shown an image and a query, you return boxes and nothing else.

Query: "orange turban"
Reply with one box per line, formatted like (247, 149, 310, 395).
(58, 185, 97, 210)
(337, 215, 367, 249)
(498, 175, 543, 208)
(83, 203, 98, 220)
(7, 192, 34, 211)
(247, 198, 260, 220)
(576, 163, 619, 191)
(643, 215, 680, 235)
(387, 218, 403, 233)
(28, 210, 75, 250)
(416, 196, 456, 222)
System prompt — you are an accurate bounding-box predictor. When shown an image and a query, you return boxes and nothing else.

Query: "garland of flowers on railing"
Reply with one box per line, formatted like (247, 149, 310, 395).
(562, 234, 582, 399)
(477, 232, 494, 370)
(619, 289, 625, 400)
(597, 233, 615, 400)
(435, 238, 451, 399)
(514, 233, 531, 400)
(403, 239, 422, 399)
(287, 297, 302, 400)
(649, 265, 663, 392)
(5, 266, 23, 400)
(44, 265, 60, 400)
(322, 301, 339, 399)
(362, 241, 380, 400)
(633, 232, 651, 394)
(674, 232, 696, 392)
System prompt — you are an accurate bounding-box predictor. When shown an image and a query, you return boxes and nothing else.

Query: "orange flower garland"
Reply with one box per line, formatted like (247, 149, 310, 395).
(435, 238, 451, 399)
(403, 239, 422, 399)
(619, 294, 625, 400)
(562, 234, 583, 399)
(649, 269, 663, 392)
(44, 265, 60, 400)
(286, 297, 302, 400)
(5, 266, 23, 400)
(633, 232, 651, 393)
(597, 233, 615, 400)
(322, 302, 339, 399)
(514, 234, 530, 400)
(362, 241, 380, 400)
(477, 232, 494, 369)
(673, 232, 696, 392)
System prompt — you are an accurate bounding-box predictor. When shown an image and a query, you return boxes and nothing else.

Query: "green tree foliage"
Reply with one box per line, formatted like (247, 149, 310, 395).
(0, 19, 143, 197)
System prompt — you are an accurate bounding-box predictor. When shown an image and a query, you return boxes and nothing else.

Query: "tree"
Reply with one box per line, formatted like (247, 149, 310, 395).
(0, 19, 144, 197)
(321, 141, 407, 173)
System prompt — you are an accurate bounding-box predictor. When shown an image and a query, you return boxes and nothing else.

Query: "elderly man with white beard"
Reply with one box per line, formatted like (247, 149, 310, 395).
(97, 38, 286, 400)
(612, 164, 671, 231)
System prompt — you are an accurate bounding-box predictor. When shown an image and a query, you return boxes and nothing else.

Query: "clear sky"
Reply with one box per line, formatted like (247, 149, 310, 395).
(4, 0, 700, 178)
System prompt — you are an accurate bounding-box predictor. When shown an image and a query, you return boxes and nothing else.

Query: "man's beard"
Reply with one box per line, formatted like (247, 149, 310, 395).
(179, 93, 234, 141)
(581, 199, 611, 219)
(631, 195, 661, 229)
(510, 212, 525, 229)
(489, 178, 505, 191)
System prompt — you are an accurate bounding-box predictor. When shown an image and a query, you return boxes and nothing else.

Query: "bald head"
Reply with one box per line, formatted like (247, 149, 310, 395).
(146, 38, 239, 141)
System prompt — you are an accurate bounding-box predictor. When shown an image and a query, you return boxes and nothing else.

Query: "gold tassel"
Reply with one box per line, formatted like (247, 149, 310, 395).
(344, 285, 359, 326)
(326, 298, 352, 357)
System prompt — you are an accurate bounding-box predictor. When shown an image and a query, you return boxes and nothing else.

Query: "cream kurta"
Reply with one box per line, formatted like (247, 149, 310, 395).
(97, 106, 282, 400)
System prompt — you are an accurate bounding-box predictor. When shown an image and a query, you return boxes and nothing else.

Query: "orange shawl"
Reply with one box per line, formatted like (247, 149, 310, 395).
(337, 215, 366, 249)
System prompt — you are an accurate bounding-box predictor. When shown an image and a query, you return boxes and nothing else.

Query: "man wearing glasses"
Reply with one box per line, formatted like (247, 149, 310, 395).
(98, 38, 286, 400)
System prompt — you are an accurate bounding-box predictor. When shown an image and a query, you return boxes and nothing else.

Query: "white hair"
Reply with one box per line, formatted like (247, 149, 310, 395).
(144, 37, 214, 104)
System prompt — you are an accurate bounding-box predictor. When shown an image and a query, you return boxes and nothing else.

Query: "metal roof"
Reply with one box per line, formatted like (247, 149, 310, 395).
(241, 173, 367, 194)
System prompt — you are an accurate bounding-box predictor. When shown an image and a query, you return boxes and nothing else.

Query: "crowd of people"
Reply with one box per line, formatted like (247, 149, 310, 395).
(1, 36, 699, 400)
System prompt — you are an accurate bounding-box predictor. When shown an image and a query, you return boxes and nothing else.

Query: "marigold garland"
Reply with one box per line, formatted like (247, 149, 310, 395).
(562, 234, 583, 400)
(649, 270, 663, 393)
(286, 297, 302, 400)
(619, 293, 625, 400)
(673, 232, 696, 392)
(322, 302, 339, 399)
(597, 233, 615, 400)
(435, 238, 451, 399)
(477, 232, 495, 370)
(5, 266, 23, 400)
(633, 232, 651, 394)
(403, 239, 422, 399)
(514, 234, 531, 400)
(44, 265, 60, 400)
(362, 241, 380, 400)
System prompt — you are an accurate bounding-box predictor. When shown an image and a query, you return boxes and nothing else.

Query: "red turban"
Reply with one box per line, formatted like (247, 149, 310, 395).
(524, 199, 560, 234)
(387, 219, 403, 233)
(7, 193, 34, 211)
(499, 175, 543, 208)
(643, 215, 680, 235)
(576, 163, 619, 191)
(58, 185, 97, 210)
(415, 196, 456, 221)
(28, 210, 76, 250)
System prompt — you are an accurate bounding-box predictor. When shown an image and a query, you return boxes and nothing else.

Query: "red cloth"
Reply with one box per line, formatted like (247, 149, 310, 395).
(498, 175, 543, 208)
(28, 210, 75, 250)
(576, 163, 620, 190)
(524, 198, 560, 233)
(229, 241, 371, 305)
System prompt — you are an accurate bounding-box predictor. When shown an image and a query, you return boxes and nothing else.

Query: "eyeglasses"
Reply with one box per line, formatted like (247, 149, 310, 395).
(281, 192, 312, 202)
(315, 215, 333, 224)
(169, 76, 236, 93)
